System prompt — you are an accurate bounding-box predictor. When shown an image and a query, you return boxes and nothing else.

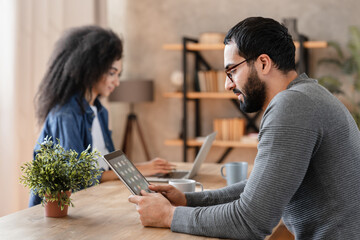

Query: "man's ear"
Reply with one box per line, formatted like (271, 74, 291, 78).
(256, 54, 271, 74)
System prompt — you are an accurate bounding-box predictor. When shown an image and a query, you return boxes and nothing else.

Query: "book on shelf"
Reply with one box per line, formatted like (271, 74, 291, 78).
(217, 71, 226, 92)
(198, 70, 227, 92)
(213, 118, 246, 141)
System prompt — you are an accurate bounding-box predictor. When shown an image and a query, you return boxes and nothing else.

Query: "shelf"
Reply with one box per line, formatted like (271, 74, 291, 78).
(163, 41, 327, 51)
(164, 137, 258, 148)
(164, 92, 237, 99)
(293, 41, 328, 48)
(163, 43, 225, 51)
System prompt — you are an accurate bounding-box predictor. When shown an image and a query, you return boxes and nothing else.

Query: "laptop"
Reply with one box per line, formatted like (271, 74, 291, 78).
(146, 132, 217, 182)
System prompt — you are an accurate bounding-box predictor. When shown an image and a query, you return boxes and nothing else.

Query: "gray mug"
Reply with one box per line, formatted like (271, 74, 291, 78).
(221, 162, 248, 186)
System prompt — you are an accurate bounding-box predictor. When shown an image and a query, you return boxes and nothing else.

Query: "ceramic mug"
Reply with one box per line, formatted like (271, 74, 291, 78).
(169, 179, 204, 192)
(221, 162, 248, 186)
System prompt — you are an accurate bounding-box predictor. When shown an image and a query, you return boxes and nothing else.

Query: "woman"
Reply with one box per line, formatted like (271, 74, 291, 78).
(30, 26, 173, 206)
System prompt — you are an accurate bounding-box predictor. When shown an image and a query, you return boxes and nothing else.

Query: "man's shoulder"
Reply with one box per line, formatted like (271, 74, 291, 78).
(261, 84, 322, 130)
(276, 77, 343, 116)
(270, 86, 316, 111)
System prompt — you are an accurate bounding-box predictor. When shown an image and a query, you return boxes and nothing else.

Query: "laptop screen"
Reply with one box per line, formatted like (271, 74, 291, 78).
(187, 132, 217, 178)
(145, 132, 217, 182)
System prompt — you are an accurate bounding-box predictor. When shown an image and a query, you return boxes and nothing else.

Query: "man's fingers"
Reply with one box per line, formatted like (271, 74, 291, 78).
(149, 184, 174, 192)
(128, 191, 154, 204)
(128, 194, 142, 204)
(140, 190, 151, 196)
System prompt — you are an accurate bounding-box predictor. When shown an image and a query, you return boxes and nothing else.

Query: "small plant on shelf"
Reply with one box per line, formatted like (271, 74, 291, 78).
(317, 26, 360, 127)
(20, 136, 102, 216)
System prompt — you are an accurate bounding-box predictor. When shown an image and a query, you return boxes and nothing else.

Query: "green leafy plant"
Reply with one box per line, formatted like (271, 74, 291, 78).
(20, 136, 102, 210)
(317, 26, 360, 127)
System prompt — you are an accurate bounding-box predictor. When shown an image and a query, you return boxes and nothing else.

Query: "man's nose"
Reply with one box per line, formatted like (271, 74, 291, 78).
(225, 77, 235, 91)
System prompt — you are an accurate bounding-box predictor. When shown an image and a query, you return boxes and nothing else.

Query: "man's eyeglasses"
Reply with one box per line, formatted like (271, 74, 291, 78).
(225, 59, 249, 82)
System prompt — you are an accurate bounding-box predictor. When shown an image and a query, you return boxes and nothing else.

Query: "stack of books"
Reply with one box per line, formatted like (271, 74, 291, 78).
(213, 118, 246, 141)
(197, 70, 227, 92)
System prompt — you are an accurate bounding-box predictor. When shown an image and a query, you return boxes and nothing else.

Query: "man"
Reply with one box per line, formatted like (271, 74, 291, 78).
(128, 17, 360, 239)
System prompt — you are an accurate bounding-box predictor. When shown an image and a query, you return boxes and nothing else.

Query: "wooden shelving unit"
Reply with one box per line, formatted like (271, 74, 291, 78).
(163, 38, 327, 162)
(163, 39, 246, 162)
(163, 41, 328, 51)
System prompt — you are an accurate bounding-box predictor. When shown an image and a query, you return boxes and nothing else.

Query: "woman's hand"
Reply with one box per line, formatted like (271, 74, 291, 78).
(100, 170, 119, 182)
(149, 184, 187, 206)
(135, 158, 176, 177)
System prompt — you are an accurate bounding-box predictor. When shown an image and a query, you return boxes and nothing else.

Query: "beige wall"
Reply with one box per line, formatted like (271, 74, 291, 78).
(107, 0, 360, 164)
(0, 0, 104, 217)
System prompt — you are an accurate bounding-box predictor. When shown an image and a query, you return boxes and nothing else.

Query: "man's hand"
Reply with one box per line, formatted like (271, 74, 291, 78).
(149, 184, 187, 206)
(128, 190, 175, 228)
(135, 158, 176, 176)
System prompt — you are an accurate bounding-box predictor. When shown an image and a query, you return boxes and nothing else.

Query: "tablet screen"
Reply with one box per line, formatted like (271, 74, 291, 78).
(103, 150, 151, 195)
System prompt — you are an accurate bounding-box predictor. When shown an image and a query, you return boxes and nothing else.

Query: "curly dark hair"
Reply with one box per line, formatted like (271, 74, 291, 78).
(224, 17, 296, 73)
(35, 25, 123, 124)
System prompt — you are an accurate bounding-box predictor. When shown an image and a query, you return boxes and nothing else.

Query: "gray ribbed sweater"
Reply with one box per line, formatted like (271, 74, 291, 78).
(171, 73, 360, 239)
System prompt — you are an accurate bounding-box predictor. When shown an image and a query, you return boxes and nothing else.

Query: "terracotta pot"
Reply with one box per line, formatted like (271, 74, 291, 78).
(44, 191, 71, 218)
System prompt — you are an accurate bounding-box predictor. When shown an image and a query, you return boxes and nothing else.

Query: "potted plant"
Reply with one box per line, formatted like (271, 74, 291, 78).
(20, 136, 102, 217)
(317, 26, 360, 127)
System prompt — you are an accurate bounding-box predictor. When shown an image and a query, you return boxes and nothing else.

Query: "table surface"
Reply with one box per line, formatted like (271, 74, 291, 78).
(0, 162, 285, 240)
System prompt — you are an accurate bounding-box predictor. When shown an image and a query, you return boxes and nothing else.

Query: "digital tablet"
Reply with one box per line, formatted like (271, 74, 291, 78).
(103, 150, 152, 195)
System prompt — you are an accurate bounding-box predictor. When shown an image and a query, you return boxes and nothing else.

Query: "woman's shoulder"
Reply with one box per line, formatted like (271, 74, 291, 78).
(49, 95, 84, 119)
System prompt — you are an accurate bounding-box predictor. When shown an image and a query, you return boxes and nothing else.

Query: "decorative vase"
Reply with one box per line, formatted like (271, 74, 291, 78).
(282, 18, 299, 41)
(44, 191, 71, 218)
(170, 70, 184, 92)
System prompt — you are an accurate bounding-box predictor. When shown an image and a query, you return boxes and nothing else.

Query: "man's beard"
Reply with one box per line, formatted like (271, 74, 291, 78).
(237, 67, 266, 113)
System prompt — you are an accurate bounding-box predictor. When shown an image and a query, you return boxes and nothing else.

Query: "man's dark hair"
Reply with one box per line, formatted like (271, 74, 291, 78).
(224, 17, 296, 72)
(35, 25, 123, 124)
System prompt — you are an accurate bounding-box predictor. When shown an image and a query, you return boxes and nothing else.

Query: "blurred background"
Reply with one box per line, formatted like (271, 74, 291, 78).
(1, 0, 359, 217)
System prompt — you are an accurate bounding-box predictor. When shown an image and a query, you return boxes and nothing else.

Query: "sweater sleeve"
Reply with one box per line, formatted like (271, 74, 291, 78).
(185, 180, 247, 207)
(171, 91, 322, 239)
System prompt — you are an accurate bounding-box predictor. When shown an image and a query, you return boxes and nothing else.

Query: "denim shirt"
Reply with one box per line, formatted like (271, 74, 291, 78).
(29, 94, 115, 207)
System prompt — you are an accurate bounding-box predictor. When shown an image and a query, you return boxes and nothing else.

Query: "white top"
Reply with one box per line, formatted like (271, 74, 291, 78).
(90, 105, 109, 170)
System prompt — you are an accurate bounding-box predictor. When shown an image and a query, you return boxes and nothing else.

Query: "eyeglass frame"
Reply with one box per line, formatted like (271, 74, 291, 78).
(225, 57, 253, 82)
